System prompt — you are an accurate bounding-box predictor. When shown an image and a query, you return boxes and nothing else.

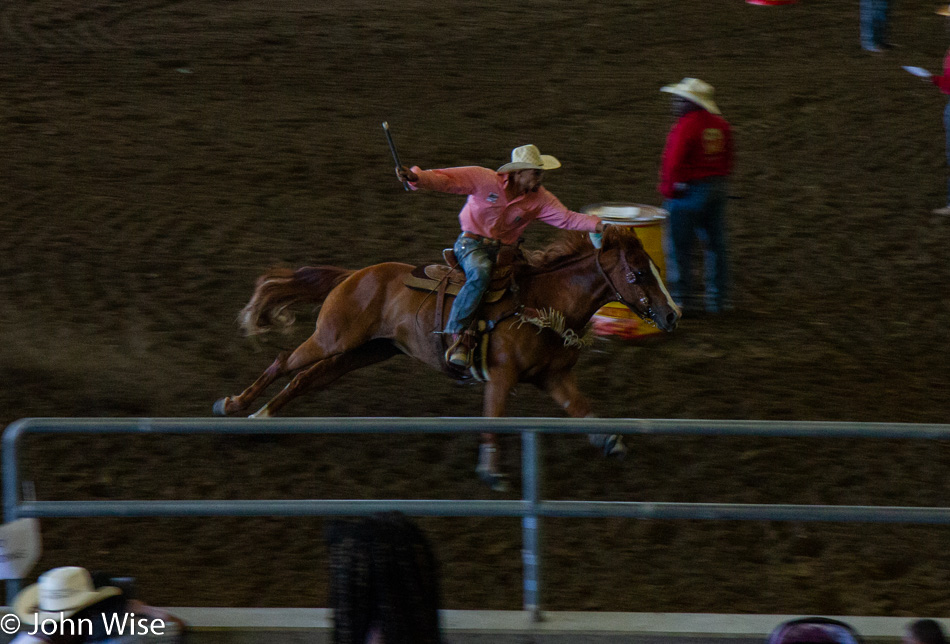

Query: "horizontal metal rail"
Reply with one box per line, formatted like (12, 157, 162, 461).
(5, 417, 950, 618)
(13, 500, 950, 524)
(6, 416, 950, 438)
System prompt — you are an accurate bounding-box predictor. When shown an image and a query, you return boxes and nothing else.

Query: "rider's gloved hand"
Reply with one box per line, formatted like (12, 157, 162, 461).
(589, 220, 606, 249)
(396, 165, 418, 184)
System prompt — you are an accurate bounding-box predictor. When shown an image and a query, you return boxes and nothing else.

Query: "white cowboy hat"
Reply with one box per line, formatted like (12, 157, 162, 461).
(660, 77, 721, 114)
(938, 4, 950, 16)
(13, 566, 122, 625)
(496, 144, 562, 173)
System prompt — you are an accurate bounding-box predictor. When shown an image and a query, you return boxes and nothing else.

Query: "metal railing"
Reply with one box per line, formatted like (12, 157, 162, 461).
(5, 417, 950, 618)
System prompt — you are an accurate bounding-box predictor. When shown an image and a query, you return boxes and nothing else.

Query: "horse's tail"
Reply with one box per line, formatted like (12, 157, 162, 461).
(239, 265, 355, 336)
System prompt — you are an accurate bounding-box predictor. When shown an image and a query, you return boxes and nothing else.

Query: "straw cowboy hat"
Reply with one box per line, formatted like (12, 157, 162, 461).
(496, 144, 562, 173)
(13, 566, 122, 625)
(938, 4, 950, 16)
(660, 77, 721, 115)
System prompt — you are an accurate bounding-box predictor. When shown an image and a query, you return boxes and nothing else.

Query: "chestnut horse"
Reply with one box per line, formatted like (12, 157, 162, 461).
(214, 226, 680, 489)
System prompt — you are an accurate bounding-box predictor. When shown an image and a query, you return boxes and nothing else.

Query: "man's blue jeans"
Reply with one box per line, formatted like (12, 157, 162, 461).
(662, 177, 729, 313)
(445, 233, 497, 335)
(860, 0, 890, 50)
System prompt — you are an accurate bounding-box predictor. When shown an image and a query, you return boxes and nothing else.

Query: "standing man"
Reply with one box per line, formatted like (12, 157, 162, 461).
(860, 0, 892, 52)
(658, 77, 734, 315)
(905, 5, 950, 215)
(396, 144, 605, 367)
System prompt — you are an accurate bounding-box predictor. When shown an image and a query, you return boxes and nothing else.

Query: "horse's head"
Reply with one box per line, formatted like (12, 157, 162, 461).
(596, 226, 681, 332)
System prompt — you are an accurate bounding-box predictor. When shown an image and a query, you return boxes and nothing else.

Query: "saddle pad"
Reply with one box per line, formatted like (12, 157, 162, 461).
(404, 264, 507, 303)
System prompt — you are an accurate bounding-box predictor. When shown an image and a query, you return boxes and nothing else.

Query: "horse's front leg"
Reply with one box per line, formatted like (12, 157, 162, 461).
(541, 370, 627, 459)
(478, 368, 517, 491)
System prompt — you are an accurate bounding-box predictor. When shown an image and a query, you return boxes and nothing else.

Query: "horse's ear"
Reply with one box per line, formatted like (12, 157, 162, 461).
(613, 225, 644, 251)
(601, 224, 628, 250)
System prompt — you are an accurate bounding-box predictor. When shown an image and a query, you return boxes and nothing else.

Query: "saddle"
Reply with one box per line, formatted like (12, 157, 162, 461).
(402, 248, 516, 303)
(403, 246, 522, 381)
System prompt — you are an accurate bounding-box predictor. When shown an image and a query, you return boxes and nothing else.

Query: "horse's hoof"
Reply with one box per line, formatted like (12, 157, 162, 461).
(603, 434, 628, 460)
(249, 406, 271, 419)
(589, 433, 628, 460)
(212, 398, 230, 417)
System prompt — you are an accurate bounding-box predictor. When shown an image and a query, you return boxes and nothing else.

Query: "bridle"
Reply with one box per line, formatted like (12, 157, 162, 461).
(594, 246, 655, 322)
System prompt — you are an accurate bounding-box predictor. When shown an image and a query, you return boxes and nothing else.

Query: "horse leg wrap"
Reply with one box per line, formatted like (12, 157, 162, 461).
(475, 444, 509, 492)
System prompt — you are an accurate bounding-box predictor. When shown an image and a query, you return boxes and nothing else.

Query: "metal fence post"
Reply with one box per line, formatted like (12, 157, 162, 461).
(521, 429, 542, 622)
(3, 419, 24, 602)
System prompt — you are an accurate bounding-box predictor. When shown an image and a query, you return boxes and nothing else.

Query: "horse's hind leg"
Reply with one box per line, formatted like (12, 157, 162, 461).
(541, 370, 627, 459)
(214, 333, 332, 416)
(249, 340, 400, 418)
(214, 351, 294, 416)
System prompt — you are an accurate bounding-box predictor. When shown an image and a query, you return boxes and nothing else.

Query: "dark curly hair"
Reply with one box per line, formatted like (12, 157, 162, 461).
(326, 512, 443, 644)
(907, 620, 949, 644)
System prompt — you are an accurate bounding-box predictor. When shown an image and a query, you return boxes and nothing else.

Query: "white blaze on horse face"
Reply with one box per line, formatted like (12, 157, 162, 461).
(649, 260, 681, 316)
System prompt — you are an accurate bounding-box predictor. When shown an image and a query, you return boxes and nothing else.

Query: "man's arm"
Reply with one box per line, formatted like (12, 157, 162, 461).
(394, 165, 491, 195)
(658, 120, 692, 198)
(535, 191, 603, 232)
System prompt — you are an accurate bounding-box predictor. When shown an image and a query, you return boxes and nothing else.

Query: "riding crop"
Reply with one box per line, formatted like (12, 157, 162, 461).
(382, 121, 409, 191)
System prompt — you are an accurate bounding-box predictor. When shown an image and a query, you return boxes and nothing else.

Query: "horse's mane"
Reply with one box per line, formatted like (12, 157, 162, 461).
(523, 226, 636, 271)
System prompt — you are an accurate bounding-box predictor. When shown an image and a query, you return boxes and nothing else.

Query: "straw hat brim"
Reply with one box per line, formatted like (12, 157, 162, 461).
(13, 584, 122, 625)
(661, 86, 721, 115)
(938, 6, 950, 16)
(497, 155, 561, 174)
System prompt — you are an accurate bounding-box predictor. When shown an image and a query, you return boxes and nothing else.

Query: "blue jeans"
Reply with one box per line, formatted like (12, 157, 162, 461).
(944, 100, 950, 206)
(860, 0, 890, 50)
(662, 177, 729, 312)
(444, 233, 497, 335)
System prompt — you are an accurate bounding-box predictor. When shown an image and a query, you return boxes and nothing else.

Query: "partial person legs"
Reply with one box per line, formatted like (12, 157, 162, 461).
(663, 197, 697, 312)
(697, 183, 730, 312)
(664, 179, 730, 314)
(860, 0, 891, 52)
(936, 101, 950, 216)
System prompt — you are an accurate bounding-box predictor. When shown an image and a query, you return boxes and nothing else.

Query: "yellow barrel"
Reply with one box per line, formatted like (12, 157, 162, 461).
(581, 203, 669, 341)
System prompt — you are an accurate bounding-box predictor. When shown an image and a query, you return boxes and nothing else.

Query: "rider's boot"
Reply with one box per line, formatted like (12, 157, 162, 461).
(445, 331, 475, 368)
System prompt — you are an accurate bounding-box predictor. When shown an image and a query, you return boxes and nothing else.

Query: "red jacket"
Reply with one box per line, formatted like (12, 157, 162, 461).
(932, 50, 950, 94)
(658, 109, 734, 199)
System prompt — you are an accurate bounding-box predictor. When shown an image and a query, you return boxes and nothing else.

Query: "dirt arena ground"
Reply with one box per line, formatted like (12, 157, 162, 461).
(2, 0, 950, 617)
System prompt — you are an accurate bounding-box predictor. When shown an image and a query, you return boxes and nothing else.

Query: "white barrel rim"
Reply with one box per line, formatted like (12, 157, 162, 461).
(581, 202, 668, 226)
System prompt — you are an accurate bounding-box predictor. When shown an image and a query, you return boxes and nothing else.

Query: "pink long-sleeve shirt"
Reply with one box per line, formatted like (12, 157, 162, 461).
(408, 165, 600, 246)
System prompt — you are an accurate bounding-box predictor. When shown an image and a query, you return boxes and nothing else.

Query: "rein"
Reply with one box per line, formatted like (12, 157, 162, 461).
(594, 247, 651, 319)
(528, 243, 652, 320)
